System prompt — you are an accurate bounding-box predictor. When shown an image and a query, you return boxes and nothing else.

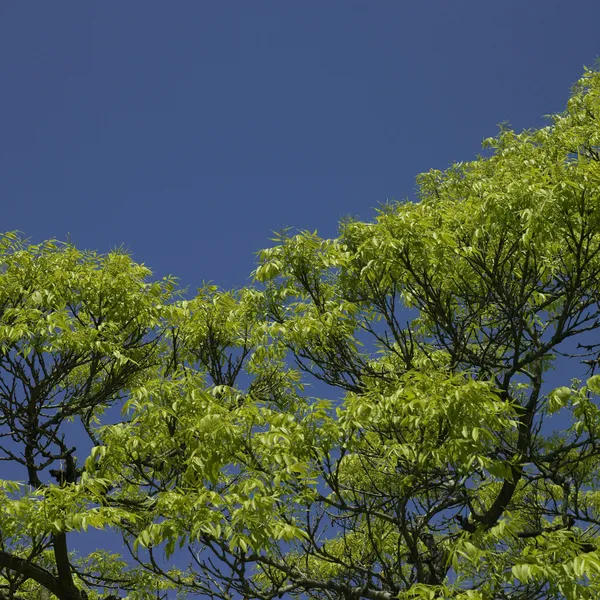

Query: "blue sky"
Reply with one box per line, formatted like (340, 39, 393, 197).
(2, 2, 600, 292)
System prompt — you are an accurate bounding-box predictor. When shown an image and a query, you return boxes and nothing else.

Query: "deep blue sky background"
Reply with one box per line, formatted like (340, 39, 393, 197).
(2, 2, 600, 292)
(2, 1, 600, 588)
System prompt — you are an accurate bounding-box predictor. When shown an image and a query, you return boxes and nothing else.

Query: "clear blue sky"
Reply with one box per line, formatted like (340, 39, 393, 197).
(2, 2, 599, 292)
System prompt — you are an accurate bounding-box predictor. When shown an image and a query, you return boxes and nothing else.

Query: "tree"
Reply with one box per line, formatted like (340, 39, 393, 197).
(0, 236, 178, 600)
(3, 66, 600, 599)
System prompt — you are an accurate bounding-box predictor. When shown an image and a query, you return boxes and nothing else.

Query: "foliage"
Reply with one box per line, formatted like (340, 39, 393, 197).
(0, 237, 177, 600)
(2, 66, 600, 599)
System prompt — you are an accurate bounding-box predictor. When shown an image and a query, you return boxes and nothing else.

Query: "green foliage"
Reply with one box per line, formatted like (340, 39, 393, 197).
(0, 236, 177, 600)
(3, 66, 600, 600)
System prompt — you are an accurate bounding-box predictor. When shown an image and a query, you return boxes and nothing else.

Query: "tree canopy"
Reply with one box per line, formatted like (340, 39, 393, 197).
(2, 66, 600, 600)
